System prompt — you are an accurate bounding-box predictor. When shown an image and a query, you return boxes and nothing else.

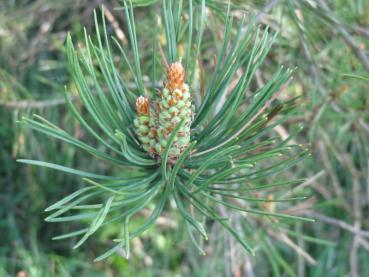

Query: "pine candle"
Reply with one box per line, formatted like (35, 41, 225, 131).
(134, 96, 157, 155)
(134, 61, 192, 161)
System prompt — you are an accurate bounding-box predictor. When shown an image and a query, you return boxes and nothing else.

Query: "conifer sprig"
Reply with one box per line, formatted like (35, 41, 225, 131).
(18, 0, 312, 260)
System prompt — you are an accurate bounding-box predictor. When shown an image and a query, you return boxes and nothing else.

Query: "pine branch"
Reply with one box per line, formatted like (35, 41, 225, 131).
(17, 0, 310, 261)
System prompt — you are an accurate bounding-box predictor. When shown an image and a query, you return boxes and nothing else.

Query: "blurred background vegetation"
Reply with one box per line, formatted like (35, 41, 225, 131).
(1, 0, 369, 276)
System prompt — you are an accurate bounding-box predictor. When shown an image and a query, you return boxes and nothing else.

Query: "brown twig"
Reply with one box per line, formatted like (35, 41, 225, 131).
(158, 41, 169, 70)
(305, 212, 369, 238)
(350, 235, 360, 277)
(102, 4, 127, 44)
(351, 25, 369, 39)
(268, 231, 316, 265)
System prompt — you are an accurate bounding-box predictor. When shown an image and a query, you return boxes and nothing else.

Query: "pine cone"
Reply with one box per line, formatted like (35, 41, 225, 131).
(134, 96, 156, 155)
(156, 62, 192, 159)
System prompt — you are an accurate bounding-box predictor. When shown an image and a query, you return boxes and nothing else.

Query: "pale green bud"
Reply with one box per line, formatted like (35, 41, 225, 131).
(164, 121, 172, 128)
(169, 148, 180, 156)
(157, 128, 163, 137)
(139, 115, 149, 124)
(159, 111, 171, 120)
(140, 136, 149, 143)
(162, 88, 169, 97)
(149, 139, 156, 146)
(179, 109, 188, 117)
(169, 106, 179, 114)
(138, 125, 148, 133)
(173, 88, 183, 98)
(182, 91, 190, 100)
(171, 116, 181, 124)
(155, 143, 162, 153)
(177, 100, 185, 108)
(161, 99, 169, 109)
(160, 139, 167, 147)
(177, 137, 190, 146)
(182, 126, 191, 133)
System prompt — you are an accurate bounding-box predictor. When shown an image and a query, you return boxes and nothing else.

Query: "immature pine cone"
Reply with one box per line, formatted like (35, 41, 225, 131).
(133, 96, 157, 155)
(155, 62, 192, 159)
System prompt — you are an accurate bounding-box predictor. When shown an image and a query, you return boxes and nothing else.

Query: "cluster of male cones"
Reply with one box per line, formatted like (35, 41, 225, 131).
(134, 61, 192, 161)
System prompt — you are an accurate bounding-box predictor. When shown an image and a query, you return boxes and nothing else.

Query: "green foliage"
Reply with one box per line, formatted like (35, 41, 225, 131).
(2, 0, 369, 275)
(18, 0, 312, 261)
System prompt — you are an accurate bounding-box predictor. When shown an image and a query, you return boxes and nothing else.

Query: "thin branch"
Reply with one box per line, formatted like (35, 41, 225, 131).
(269, 231, 316, 265)
(367, 159, 369, 209)
(0, 97, 67, 109)
(350, 235, 360, 277)
(351, 25, 369, 39)
(102, 4, 127, 44)
(359, 118, 369, 135)
(358, 236, 369, 252)
(281, 170, 325, 198)
(255, 0, 281, 23)
(305, 212, 369, 238)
